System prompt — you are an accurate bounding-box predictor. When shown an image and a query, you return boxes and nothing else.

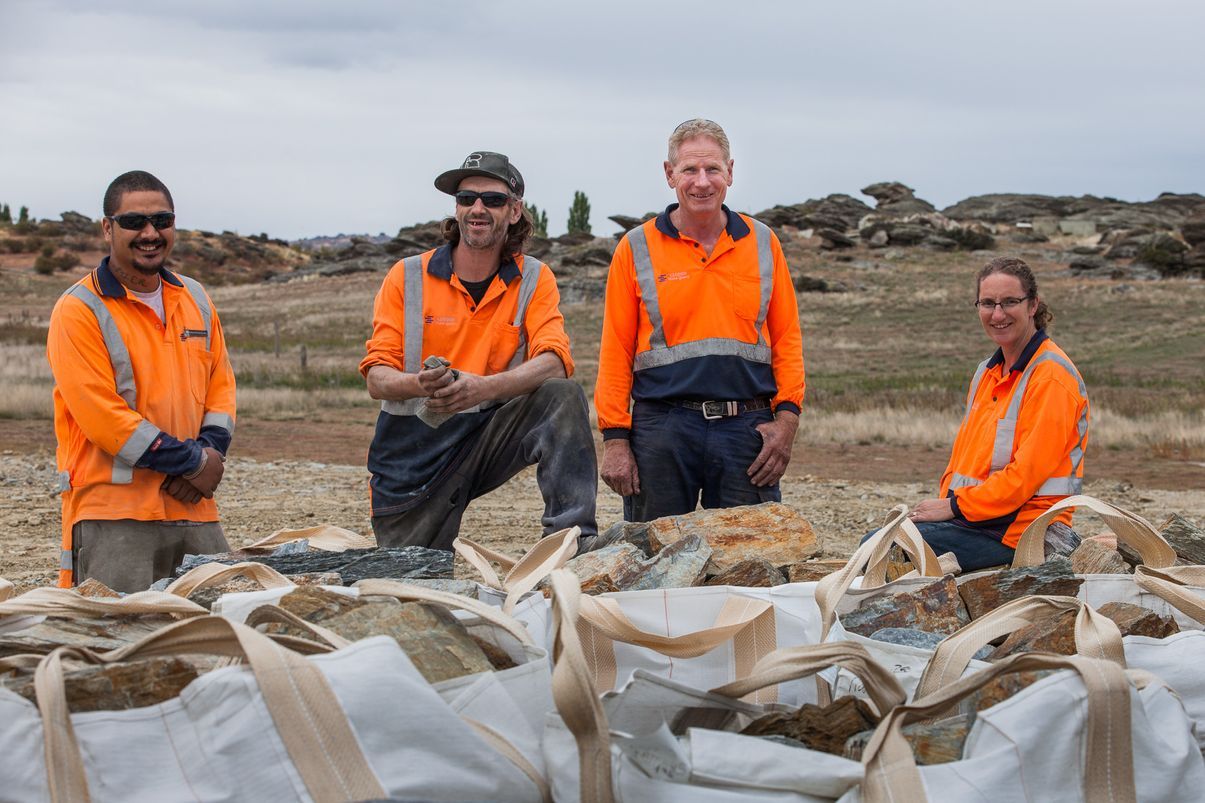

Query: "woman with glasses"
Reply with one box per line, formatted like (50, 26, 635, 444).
(900, 256, 1089, 571)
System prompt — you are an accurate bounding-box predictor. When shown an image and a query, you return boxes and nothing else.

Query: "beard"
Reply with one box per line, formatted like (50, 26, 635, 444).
(459, 215, 507, 250)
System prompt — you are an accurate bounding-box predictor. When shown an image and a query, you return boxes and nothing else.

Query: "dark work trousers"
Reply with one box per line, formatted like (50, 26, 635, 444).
(372, 378, 598, 550)
(624, 400, 780, 523)
(860, 519, 1082, 574)
(72, 519, 229, 593)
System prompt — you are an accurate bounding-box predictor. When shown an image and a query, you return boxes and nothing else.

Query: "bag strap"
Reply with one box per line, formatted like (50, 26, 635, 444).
(1133, 566, 1205, 624)
(353, 578, 535, 646)
(453, 526, 580, 613)
(244, 523, 374, 553)
(165, 561, 296, 598)
(915, 595, 1125, 698)
(861, 652, 1136, 803)
(0, 578, 14, 602)
(814, 507, 942, 641)
(0, 586, 207, 619)
(576, 593, 773, 658)
(548, 569, 615, 803)
(36, 615, 387, 803)
(462, 717, 553, 803)
(1012, 495, 1175, 569)
(711, 641, 907, 717)
(243, 605, 354, 649)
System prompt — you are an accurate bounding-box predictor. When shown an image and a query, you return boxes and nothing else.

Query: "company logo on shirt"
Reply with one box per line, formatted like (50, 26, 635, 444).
(657, 272, 690, 283)
(424, 315, 457, 325)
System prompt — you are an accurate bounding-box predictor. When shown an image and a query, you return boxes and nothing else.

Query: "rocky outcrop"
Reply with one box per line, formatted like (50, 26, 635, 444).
(753, 194, 873, 233)
(861, 182, 936, 216)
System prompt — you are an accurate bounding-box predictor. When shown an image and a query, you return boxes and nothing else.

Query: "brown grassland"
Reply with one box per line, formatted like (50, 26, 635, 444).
(1, 230, 1202, 590)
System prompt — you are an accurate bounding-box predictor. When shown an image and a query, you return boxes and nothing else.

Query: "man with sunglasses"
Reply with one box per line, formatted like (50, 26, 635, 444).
(47, 170, 236, 591)
(596, 119, 805, 523)
(360, 151, 597, 551)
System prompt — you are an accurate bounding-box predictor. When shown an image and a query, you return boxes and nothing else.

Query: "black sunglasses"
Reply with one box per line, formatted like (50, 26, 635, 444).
(108, 212, 176, 231)
(454, 191, 512, 208)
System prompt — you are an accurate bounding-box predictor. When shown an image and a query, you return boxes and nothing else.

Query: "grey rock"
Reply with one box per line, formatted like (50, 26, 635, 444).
(399, 578, 480, 596)
(1068, 255, 1107, 274)
(870, 628, 993, 661)
(176, 546, 454, 584)
(619, 534, 712, 591)
(861, 182, 936, 215)
(753, 194, 873, 232)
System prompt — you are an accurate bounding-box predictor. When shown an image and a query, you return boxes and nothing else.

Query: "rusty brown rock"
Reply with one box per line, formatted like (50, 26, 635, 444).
(276, 585, 365, 623)
(784, 560, 848, 583)
(841, 576, 970, 638)
(75, 578, 120, 598)
(741, 695, 879, 756)
(319, 601, 494, 684)
(576, 573, 621, 595)
(471, 635, 518, 671)
(968, 669, 1057, 712)
(553, 544, 646, 593)
(616, 534, 712, 591)
(990, 610, 1078, 659)
(845, 714, 972, 765)
(187, 572, 344, 610)
(1098, 601, 1179, 639)
(643, 502, 819, 573)
(958, 557, 1083, 620)
(704, 559, 787, 587)
(1, 656, 202, 713)
(1070, 539, 1130, 575)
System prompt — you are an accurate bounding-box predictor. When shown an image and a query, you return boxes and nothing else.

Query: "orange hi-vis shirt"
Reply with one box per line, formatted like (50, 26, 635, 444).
(940, 332, 1089, 549)
(595, 206, 804, 437)
(47, 259, 237, 584)
(359, 246, 573, 515)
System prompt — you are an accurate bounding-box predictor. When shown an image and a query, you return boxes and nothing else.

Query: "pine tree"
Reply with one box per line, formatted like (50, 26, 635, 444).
(566, 191, 591, 236)
(525, 202, 549, 238)
(17, 206, 29, 225)
(0, 204, 11, 225)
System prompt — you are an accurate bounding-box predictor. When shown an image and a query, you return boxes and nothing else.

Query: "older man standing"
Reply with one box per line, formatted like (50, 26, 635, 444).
(47, 170, 235, 591)
(596, 119, 805, 521)
(362, 151, 597, 550)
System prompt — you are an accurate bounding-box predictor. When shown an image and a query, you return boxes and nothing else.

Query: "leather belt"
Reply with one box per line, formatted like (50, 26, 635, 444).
(667, 398, 773, 420)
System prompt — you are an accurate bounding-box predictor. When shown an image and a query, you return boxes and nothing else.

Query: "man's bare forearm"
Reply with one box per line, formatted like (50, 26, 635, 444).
(483, 351, 566, 401)
(365, 364, 426, 401)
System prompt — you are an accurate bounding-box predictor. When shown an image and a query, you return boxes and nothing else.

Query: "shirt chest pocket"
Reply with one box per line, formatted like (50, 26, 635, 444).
(731, 273, 763, 321)
(486, 321, 522, 375)
(184, 338, 213, 404)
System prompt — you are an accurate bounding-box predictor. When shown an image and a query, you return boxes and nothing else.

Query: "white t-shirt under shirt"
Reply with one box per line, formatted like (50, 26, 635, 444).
(131, 281, 165, 324)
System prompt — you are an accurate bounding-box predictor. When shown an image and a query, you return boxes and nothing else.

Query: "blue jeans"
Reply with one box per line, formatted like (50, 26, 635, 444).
(861, 520, 1015, 573)
(624, 400, 780, 522)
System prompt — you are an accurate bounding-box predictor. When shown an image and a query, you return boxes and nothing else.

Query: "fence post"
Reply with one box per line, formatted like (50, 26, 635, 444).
(274, 320, 280, 359)
(300, 344, 308, 372)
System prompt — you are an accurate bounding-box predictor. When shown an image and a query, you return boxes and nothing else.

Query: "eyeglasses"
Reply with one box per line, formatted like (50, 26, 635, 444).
(108, 212, 176, 231)
(973, 296, 1031, 311)
(454, 191, 512, 208)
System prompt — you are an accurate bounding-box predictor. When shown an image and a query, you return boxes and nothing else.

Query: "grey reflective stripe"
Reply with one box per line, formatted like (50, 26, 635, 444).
(201, 411, 235, 434)
(963, 358, 991, 420)
(633, 338, 772, 371)
(628, 220, 773, 372)
(507, 255, 545, 370)
(176, 274, 212, 350)
(65, 284, 136, 408)
(57, 471, 71, 492)
(402, 255, 425, 373)
(948, 472, 981, 489)
(116, 419, 159, 466)
(112, 459, 134, 485)
(381, 398, 497, 416)
(627, 227, 668, 351)
(750, 219, 774, 344)
(1036, 477, 1083, 496)
(992, 351, 1087, 473)
(60, 550, 73, 571)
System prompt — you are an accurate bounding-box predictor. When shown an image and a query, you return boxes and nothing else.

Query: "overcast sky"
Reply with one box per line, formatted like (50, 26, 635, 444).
(2, 1, 1203, 240)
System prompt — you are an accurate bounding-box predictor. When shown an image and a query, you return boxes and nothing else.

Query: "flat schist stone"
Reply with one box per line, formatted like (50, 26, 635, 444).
(704, 558, 787, 588)
(643, 502, 819, 573)
(397, 578, 479, 597)
(784, 560, 848, 583)
(553, 543, 646, 591)
(741, 695, 879, 756)
(188, 572, 344, 610)
(845, 714, 973, 766)
(276, 585, 366, 623)
(1159, 513, 1205, 565)
(176, 546, 454, 584)
(0, 615, 177, 657)
(967, 669, 1057, 713)
(841, 576, 970, 638)
(74, 578, 120, 598)
(319, 601, 494, 684)
(615, 534, 712, 591)
(958, 556, 1083, 620)
(1, 656, 210, 713)
(870, 628, 993, 661)
(1069, 539, 1130, 575)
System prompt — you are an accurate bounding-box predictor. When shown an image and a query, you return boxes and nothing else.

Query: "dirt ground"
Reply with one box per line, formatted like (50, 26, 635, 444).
(3, 418, 1202, 592)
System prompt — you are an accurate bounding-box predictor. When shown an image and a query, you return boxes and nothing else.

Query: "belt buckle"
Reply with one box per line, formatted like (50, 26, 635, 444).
(701, 401, 737, 420)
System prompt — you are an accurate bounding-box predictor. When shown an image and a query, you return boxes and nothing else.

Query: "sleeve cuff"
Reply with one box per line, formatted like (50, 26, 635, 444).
(773, 402, 801, 417)
(135, 434, 204, 476)
(602, 428, 630, 441)
(948, 491, 964, 520)
(197, 424, 232, 456)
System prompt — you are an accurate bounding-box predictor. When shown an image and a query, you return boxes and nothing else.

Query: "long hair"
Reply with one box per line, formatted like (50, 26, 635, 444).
(440, 201, 534, 258)
(977, 256, 1053, 329)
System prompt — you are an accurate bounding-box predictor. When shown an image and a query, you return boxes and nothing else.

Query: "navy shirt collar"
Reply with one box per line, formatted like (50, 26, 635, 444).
(986, 328, 1049, 373)
(95, 256, 182, 298)
(654, 204, 751, 241)
(426, 243, 521, 285)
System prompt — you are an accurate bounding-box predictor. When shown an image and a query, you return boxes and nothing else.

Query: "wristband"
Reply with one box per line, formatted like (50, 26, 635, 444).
(182, 448, 208, 480)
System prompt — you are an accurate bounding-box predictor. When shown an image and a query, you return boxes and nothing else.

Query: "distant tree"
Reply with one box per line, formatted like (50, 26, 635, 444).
(17, 206, 29, 225)
(567, 191, 591, 236)
(525, 202, 549, 238)
(0, 204, 11, 225)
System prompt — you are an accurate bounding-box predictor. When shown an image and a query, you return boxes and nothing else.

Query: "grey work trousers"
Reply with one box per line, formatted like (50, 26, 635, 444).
(372, 378, 599, 551)
(72, 519, 229, 593)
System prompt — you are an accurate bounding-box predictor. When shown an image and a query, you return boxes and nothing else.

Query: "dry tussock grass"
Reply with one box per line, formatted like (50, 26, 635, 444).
(236, 387, 375, 419)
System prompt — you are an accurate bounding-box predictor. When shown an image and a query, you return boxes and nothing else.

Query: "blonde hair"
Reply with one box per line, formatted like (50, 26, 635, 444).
(667, 118, 731, 164)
